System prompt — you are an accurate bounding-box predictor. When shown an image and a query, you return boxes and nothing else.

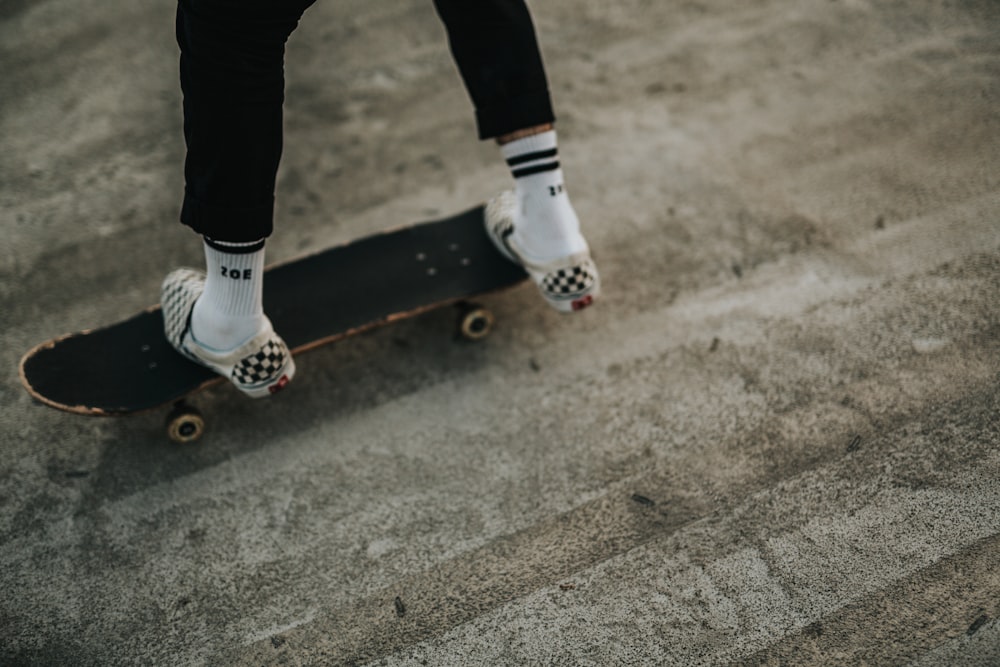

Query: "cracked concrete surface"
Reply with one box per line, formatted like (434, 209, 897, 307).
(2, 0, 999, 665)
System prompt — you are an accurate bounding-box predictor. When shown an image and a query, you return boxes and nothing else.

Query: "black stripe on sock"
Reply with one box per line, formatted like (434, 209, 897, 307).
(506, 148, 559, 167)
(511, 161, 561, 179)
(204, 237, 266, 254)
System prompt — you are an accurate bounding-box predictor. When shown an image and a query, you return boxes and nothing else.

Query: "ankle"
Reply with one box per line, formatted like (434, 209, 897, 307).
(190, 297, 265, 351)
(499, 130, 588, 260)
(496, 123, 554, 146)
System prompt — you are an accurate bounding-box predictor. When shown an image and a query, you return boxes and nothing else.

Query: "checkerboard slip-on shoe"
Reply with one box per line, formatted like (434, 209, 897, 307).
(160, 268, 295, 398)
(485, 192, 601, 313)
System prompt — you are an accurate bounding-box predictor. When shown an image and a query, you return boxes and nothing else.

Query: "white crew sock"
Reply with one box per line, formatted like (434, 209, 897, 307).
(501, 129, 588, 262)
(190, 237, 266, 351)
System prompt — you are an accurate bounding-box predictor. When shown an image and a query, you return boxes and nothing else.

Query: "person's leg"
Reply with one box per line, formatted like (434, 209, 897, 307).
(431, 0, 553, 139)
(433, 0, 600, 312)
(177, 0, 314, 241)
(163, 0, 313, 397)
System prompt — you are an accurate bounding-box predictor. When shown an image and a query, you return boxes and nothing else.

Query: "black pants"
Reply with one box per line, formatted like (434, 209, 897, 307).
(176, 0, 555, 242)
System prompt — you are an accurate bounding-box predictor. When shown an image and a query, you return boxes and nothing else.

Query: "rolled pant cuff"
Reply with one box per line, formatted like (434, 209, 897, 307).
(475, 89, 556, 140)
(180, 190, 275, 242)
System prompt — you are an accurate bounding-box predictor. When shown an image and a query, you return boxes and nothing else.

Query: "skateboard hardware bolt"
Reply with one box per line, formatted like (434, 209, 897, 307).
(427, 267, 438, 276)
(415, 252, 427, 261)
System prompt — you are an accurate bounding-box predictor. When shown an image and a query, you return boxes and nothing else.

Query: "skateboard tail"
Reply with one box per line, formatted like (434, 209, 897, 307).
(19, 312, 221, 416)
(18, 335, 106, 415)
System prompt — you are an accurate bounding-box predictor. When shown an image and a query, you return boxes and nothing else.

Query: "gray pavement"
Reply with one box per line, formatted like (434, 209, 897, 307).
(2, 0, 999, 665)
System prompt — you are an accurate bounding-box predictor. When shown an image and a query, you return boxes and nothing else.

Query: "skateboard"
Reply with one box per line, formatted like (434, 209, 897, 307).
(19, 204, 528, 442)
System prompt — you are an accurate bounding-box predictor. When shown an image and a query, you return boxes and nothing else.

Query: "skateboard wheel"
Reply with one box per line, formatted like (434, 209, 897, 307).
(166, 403, 205, 443)
(458, 303, 494, 341)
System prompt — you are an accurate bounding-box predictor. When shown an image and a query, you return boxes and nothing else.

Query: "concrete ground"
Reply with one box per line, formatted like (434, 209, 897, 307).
(2, 0, 999, 664)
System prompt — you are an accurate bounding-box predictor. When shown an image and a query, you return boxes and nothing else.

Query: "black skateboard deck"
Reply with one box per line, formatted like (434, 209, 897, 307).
(20, 205, 528, 435)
